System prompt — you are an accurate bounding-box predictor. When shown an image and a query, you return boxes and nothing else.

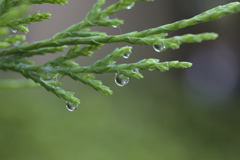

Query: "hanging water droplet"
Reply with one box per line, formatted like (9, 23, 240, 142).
(133, 68, 139, 73)
(123, 49, 132, 59)
(115, 73, 129, 87)
(11, 28, 17, 33)
(153, 45, 166, 52)
(112, 25, 118, 28)
(66, 101, 77, 112)
(127, 6, 132, 10)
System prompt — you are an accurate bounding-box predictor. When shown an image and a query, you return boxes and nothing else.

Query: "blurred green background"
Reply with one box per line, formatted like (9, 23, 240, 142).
(1, 0, 240, 159)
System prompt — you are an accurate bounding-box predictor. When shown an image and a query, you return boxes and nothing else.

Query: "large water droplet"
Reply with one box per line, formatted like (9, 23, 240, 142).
(153, 45, 166, 52)
(123, 49, 132, 59)
(11, 28, 17, 33)
(66, 102, 77, 112)
(115, 73, 129, 87)
(112, 25, 118, 28)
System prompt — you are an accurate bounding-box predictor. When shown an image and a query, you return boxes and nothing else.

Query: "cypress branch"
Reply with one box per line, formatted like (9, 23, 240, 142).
(0, 0, 239, 109)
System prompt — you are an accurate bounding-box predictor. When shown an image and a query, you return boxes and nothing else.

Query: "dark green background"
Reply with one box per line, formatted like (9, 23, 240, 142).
(1, 0, 240, 159)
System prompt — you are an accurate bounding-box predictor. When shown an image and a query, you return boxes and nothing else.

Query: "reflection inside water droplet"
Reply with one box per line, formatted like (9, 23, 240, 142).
(153, 45, 166, 52)
(66, 102, 77, 112)
(112, 25, 118, 28)
(123, 49, 132, 59)
(115, 73, 129, 87)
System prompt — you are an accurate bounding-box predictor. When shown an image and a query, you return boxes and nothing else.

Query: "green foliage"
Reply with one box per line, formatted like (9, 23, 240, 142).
(0, 0, 240, 108)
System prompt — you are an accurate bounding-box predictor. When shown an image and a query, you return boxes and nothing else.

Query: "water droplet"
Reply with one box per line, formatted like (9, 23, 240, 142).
(133, 68, 139, 73)
(87, 73, 94, 78)
(13, 43, 18, 46)
(108, 61, 115, 67)
(149, 69, 154, 71)
(112, 25, 118, 28)
(153, 45, 166, 52)
(127, 6, 132, 10)
(11, 28, 17, 33)
(123, 49, 132, 59)
(66, 102, 77, 112)
(115, 73, 129, 87)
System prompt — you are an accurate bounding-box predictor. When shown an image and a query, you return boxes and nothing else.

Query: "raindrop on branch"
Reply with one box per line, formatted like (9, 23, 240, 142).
(153, 45, 166, 52)
(66, 101, 77, 112)
(123, 49, 132, 59)
(133, 68, 139, 73)
(11, 28, 17, 33)
(115, 73, 129, 87)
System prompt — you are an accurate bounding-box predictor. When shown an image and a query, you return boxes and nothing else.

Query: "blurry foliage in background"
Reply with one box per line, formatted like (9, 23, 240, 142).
(0, 0, 240, 160)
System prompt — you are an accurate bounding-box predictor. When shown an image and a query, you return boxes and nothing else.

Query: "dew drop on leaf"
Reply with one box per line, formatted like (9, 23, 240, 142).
(123, 49, 132, 59)
(153, 45, 166, 52)
(66, 101, 77, 112)
(115, 73, 129, 87)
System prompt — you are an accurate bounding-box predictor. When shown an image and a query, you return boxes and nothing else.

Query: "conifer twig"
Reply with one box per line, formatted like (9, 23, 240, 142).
(0, 0, 239, 109)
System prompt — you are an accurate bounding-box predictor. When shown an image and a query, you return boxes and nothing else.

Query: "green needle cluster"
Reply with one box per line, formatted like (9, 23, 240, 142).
(0, 0, 239, 108)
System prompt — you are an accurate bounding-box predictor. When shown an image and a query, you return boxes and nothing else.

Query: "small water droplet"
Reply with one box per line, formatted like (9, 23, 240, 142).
(66, 102, 77, 112)
(115, 73, 129, 87)
(123, 49, 132, 59)
(112, 25, 118, 28)
(149, 69, 154, 71)
(127, 6, 132, 10)
(11, 28, 17, 33)
(133, 68, 139, 73)
(87, 73, 94, 78)
(153, 45, 166, 52)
